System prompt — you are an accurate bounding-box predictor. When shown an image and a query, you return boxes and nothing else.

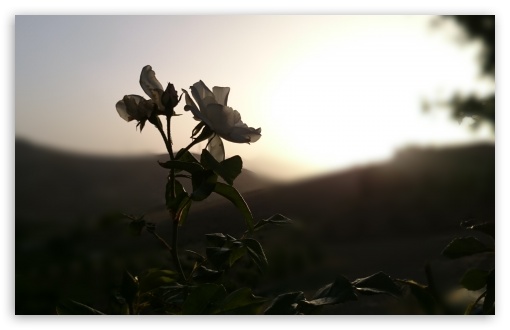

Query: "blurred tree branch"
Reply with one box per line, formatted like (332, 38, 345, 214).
(437, 15, 495, 131)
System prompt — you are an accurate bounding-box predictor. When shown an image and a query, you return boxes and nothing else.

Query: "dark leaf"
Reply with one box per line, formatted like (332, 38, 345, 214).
(254, 213, 295, 230)
(175, 149, 200, 164)
(159, 284, 187, 306)
(466, 222, 495, 238)
(201, 149, 243, 185)
(264, 292, 306, 315)
(482, 269, 495, 314)
(306, 275, 357, 306)
(205, 233, 228, 247)
(192, 266, 224, 283)
(120, 270, 139, 305)
(241, 238, 268, 272)
(206, 247, 232, 269)
(214, 182, 254, 231)
(138, 269, 178, 293)
(212, 288, 267, 315)
(191, 170, 218, 201)
(184, 249, 205, 261)
(56, 300, 105, 315)
(182, 284, 226, 315)
(352, 272, 402, 297)
(460, 269, 489, 291)
(442, 237, 493, 258)
(228, 243, 247, 267)
(399, 279, 439, 315)
(158, 160, 203, 174)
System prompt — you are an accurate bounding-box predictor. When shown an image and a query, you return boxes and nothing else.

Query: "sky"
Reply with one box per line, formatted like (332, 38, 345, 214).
(15, 15, 494, 179)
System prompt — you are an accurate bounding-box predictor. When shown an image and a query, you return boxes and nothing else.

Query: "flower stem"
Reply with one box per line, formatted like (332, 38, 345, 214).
(153, 115, 186, 282)
(171, 217, 186, 281)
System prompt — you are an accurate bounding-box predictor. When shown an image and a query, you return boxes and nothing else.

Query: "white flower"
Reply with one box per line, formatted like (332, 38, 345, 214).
(116, 65, 164, 123)
(182, 81, 261, 161)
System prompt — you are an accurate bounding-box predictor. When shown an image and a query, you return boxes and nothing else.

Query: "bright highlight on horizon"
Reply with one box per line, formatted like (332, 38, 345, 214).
(15, 16, 494, 180)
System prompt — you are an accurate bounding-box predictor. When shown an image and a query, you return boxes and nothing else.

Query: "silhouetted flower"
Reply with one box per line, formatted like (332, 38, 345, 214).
(182, 81, 261, 161)
(116, 65, 179, 129)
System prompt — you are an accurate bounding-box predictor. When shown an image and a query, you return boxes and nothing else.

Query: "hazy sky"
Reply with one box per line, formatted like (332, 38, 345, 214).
(15, 15, 494, 179)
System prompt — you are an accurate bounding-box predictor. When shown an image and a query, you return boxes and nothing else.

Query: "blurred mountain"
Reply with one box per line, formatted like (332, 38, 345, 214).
(15, 137, 272, 227)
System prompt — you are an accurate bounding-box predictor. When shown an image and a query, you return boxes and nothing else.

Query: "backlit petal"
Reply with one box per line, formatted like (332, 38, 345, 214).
(203, 104, 235, 135)
(207, 134, 225, 162)
(226, 126, 262, 143)
(191, 80, 216, 110)
(140, 65, 163, 99)
(212, 86, 230, 106)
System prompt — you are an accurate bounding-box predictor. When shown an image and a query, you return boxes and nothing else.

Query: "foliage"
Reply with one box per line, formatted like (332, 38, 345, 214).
(57, 66, 495, 315)
(433, 15, 495, 129)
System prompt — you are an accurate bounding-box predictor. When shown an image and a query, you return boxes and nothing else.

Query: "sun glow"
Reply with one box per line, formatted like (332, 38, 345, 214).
(262, 18, 493, 173)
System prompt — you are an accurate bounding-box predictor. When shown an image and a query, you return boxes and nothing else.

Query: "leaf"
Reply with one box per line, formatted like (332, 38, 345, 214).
(264, 292, 306, 315)
(201, 149, 242, 185)
(466, 222, 495, 238)
(214, 182, 254, 231)
(254, 213, 295, 230)
(399, 279, 439, 315)
(191, 170, 218, 201)
(306, 275, 357, 306)
(213, 288, 267, 315)
(460, 269, 489, 291)
(442, 237, 493, 258)
(166, 180, 188, 213)
(56, 300, 105, 315)
(138, 269, 178, 293)
(206, 247, 232, 270)
(220, 156, 243, 184)
(241, 238, 268, 272)
(182, 284, 227, 315)
(228, 243, 247, 267)
(352, 272, 402, 297)
(175, 149, 200, 164)
(120, 270, 139, 305)
(158, 160, 204, 174)
(205, 233, 228, 247)
(192, 266, 224, 283)
(482, 269, 495, 314)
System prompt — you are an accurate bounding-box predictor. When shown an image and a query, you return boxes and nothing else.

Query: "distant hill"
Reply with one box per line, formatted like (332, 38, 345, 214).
(15, 137, 273, 226)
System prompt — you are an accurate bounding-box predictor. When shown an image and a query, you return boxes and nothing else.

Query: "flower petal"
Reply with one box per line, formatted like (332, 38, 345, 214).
(182, 89, 213, 126)
(226, 126, 262, 143)
(203, 104, 236, 135)
(207, 134, 225, 162)
(212, 86, 230, 106)
(116, 94, 147, 122)
(140, 65, 163, 100)
(191, 80, 216, 110)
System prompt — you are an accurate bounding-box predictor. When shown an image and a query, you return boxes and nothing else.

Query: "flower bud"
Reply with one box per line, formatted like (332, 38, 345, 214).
(162, 83, 180, 111)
